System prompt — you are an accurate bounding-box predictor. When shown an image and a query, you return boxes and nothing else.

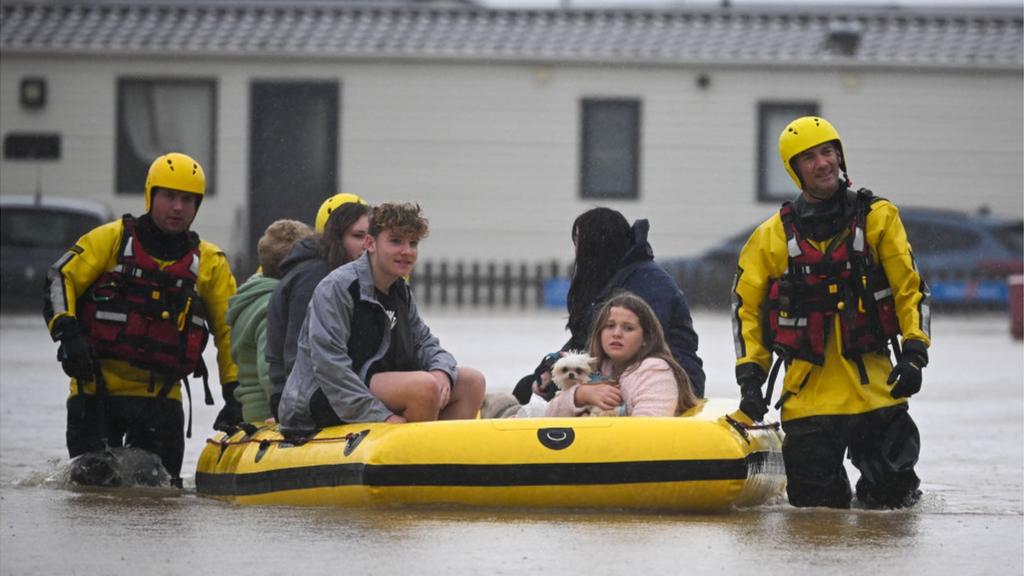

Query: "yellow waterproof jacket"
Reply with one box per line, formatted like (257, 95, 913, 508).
(732, 198, 931, 421)
(46, 219, 238, 400)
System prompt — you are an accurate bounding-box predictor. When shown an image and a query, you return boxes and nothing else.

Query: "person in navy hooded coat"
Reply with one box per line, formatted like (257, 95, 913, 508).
(513, 207, 705, 404)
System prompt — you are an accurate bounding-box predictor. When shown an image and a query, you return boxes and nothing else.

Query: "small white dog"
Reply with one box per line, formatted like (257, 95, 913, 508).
(550, 351, 597, 392)
(550, 351, 621, 416)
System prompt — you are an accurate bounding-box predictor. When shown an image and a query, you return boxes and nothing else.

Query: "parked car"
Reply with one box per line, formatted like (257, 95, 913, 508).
(661, 207, 1024, 309)
(1, 195, 112, 312)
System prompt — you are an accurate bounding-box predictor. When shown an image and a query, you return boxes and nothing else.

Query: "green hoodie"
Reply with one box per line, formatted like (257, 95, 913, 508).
(226, 273, 279, 422)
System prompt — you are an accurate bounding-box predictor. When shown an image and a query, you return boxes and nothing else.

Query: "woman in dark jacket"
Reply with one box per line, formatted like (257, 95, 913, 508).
(513, 207, 705, 403)
(265, 197, 370, 420)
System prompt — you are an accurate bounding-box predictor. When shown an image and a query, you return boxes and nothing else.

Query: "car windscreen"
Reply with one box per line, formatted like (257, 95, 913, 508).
(1, 208, 103, 250)
(991, 221, 1023, 255)
(902, 219, 982, 255)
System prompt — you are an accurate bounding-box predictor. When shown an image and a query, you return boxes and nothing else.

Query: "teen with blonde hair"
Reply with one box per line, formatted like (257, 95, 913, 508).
(227, 219, 313, 423)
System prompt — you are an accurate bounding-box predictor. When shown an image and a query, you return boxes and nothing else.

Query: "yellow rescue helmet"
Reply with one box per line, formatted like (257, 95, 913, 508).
(144, 152, 206, 212)
(778, 116, 848, 191)
(315, 193, 367, 234)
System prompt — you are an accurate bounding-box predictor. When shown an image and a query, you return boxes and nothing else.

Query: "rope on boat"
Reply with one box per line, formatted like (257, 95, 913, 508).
(205, 432, 359, 448)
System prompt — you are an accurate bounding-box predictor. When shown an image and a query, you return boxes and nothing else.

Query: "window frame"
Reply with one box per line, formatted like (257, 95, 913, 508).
(115, 77, 218, 198)
(579, 98, 641, 200)
(757, 101, 819, 202)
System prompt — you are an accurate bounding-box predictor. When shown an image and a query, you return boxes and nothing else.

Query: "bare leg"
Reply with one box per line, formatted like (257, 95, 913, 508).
(440, 366, 486, 420)
(369, 371, 442, 422)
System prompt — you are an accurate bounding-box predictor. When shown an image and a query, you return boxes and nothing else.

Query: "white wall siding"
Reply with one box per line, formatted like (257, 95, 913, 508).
(0, 56, 250, 256)
(2, 53, 1021, 268)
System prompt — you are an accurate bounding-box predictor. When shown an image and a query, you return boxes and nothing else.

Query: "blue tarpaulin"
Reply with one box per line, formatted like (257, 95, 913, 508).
(929, 280, 1008, 304)
(544, 277, 571, 309)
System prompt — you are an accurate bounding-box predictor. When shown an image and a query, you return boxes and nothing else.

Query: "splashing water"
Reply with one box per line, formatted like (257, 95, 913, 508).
(47, 447, 172, 489)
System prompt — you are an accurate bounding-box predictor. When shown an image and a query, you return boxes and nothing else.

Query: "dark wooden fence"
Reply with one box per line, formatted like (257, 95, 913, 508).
(414, 260, 572, 308)
(407, 259, 1022, 311)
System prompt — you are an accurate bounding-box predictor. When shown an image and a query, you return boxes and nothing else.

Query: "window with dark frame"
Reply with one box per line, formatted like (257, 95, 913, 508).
(757, 102, 819, 202)
(116, 78, 217, 197)
(580, 99, 641, 200)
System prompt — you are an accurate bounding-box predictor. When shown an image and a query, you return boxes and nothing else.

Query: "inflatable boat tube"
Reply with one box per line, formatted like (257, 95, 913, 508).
(195, 398, 785, 511)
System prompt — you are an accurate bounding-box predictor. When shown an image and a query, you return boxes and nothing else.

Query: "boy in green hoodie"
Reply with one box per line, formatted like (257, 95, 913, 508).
(227, 220, 313, 423)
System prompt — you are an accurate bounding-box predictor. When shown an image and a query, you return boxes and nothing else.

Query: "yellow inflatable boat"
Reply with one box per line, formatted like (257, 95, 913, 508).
(195, 399, 785, 511)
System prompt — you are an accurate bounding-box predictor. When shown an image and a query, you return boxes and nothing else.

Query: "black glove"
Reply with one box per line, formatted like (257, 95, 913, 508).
(512, 374, 535, 405)
(889, 340, 928, 399)
(737, 363, 768, 422)
(213, 381, 243, 431)
(52, 318, 97, 380)
(512, 352, 561, 404)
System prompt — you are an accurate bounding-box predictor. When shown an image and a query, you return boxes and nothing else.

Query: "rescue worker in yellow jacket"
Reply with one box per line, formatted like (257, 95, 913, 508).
(43, 152, 240, 487)
(732, 117, 931, 509)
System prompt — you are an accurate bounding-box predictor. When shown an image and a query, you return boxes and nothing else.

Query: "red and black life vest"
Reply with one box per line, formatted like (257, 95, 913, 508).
(78, 216, 209, 384)
(763, 190, 901, 372)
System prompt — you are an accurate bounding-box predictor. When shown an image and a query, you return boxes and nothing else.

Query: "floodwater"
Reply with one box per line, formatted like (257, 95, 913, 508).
(1, 310, 1021, 575)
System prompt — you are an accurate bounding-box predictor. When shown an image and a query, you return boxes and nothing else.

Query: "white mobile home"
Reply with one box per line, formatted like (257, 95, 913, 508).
(1, 0, 1021, 274)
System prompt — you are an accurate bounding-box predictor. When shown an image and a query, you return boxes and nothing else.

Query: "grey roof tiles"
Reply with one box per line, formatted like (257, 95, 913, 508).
(1, 1, 1020, 69)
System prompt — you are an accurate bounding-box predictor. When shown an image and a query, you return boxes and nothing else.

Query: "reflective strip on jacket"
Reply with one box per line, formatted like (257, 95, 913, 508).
(45, 219, 238, 400)
(732, 198, 931, 420)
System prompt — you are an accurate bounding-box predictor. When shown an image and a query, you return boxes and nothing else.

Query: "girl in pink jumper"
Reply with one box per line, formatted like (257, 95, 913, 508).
(545, 292, 697, 417)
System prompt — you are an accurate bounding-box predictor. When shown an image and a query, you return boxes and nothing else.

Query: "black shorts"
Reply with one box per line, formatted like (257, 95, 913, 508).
(308, 387, 345, 429)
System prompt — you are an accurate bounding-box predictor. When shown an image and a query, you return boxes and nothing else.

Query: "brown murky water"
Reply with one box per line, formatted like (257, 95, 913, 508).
(2, 311, 1021, 575)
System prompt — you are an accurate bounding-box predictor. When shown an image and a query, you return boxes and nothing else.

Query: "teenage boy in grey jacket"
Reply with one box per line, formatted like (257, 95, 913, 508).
(279, 203, 486, 434)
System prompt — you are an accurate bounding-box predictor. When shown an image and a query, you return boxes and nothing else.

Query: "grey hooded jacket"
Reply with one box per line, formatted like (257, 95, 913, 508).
(279, 252, 457, 434)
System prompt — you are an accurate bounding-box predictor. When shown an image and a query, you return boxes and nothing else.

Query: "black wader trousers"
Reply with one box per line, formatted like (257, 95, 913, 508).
(781, 403, 921, 509)
(66, 394, 185, 480)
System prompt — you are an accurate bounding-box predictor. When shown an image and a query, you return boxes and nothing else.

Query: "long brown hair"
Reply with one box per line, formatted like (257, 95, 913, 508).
(566, 208, 632, 337)
(586, 291, 697, 415)
(320, 201, 370, 270)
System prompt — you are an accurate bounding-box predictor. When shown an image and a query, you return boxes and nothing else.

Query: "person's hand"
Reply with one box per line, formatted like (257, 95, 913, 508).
(575, 383, 622, 411)
(52, 318, 97, 380)
(736, 363, 768, 422)
(57, 334, 97, 380)
(51, 315, 96, 379)
(429, 370, 452, 409)
(512, 352, 565, 404)
(385, 414, 408, 424)
(532, 371, 556, 399)
(532, 351, 565, 400)
(213, 381, 243, 431)
(739, 382, 768, 422)
(889, 342, 928, 399)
